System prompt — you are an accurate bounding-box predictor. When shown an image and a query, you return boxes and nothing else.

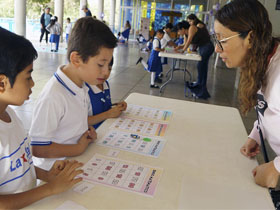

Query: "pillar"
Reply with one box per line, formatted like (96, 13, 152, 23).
(14, 0, 26, 37)
(110, 0, 116, 32)
(55, 0, 64, 42)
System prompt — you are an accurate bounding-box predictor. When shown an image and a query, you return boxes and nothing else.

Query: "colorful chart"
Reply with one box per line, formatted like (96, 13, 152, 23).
(97, 130, 166, 157)
(123, 104, 172, 122)
(110, 117, 168, 137)
(80, 154, 163, 197)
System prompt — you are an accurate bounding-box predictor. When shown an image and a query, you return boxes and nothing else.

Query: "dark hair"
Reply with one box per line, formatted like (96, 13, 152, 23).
(156, 29, 164, 35)
(187, 14, 204, 26)
(165, 23, 173, 29)
(215, 0, 276, 115)
(49, 18, 56, 27)
(67, 17, 71, 22)
(177, 21, 190, 30)
(0, 27, 37, 87)
(67, 17, 117, 63)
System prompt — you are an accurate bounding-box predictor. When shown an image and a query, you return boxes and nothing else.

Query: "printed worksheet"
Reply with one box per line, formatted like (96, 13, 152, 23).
(123, 104, 172, 122)
(110, 117, 168, 137)
(80, 154, 163, 197)
(97, 130, 166, 157)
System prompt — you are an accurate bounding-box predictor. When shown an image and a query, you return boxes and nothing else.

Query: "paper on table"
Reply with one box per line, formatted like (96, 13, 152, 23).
(123, 104, 172, 122)
(73, 182, 95, 194)
(99, 130, 166, 158)
(80, 154, 163, 197)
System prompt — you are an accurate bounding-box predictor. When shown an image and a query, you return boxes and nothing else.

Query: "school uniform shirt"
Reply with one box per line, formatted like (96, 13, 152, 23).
(87, 81, 112, 130)
(46, 23, 61, 35)
(0, 107, 36, 194)
(65, 22, 72, 35)
(29, 65, 89, 170)
(161, 30, 171, 49)
(248, 44, 280, 172)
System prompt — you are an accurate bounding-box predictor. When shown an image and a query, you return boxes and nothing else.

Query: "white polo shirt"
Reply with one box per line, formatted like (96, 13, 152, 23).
(29, 65, 89, 170)
(0, 107, 36, 194)
(160, 30, 171, 49)
(153, 38, 160, 50)
(248, 44, 280, 172)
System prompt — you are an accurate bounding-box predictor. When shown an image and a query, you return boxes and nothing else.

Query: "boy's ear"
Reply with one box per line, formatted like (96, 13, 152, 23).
(70, 51, 83, 67)
(0, 75, 8, 93)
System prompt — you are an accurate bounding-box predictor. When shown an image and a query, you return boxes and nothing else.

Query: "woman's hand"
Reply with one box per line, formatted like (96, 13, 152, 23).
(240, 138, 260, 158)
(253, 161, 280, 188)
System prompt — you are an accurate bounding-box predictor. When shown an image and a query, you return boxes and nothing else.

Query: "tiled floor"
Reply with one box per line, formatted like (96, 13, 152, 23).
(14, 41, 257, 135)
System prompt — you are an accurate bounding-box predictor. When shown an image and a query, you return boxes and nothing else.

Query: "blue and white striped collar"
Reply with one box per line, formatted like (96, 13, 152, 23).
(54, 66, 88, 96)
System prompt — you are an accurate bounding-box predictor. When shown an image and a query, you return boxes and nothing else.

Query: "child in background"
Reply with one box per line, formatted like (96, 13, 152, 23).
(136, 29, 165, 88)
(65, 17, 72, 48)
(29, 17, 117, 171)
(87, 57, 127, 129)
(161, 23, 177, 65)
(0, 27, 83, 209)
(46, 16, 61, 52)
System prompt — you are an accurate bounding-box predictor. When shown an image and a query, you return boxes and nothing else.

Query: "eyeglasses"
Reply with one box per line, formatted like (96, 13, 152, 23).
(212, 33, 242, 51)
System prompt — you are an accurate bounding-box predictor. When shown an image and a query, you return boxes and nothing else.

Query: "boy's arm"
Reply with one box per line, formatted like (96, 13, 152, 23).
(155, 47, 164, 52)
(0, 161, 83, 209)
(32, 130, 95, 158)
(88, 103, 126, 125)
(88, 111, 110, 125)
(0, 182, 53, 209)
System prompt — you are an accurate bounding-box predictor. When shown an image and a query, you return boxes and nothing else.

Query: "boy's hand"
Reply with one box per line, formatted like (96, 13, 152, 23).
(252, 161, 280, 188)
(47, 160, 83, 195)
(240, 138, 260, 158)
(47, 160, 68, 182)
(107, 106, 123, 118)
(117, 101, 127, 111)
(87, 126, 97, 140)
(77, 130, 95, 153)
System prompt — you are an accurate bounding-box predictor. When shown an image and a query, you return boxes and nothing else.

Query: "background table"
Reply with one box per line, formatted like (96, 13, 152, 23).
(159, 51, 201, 93)
(25, 93, 274, 209)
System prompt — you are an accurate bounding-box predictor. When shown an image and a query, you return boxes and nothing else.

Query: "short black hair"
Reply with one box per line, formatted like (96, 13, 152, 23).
(177, 21, 190, 30)
(165, 23, 173, 29)
(156, 29, 165, 35)
(67, 17, 117, 63)
(0, 27, 37, 87)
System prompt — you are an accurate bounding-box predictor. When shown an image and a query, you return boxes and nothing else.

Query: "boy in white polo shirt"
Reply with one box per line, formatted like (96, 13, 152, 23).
(0, 27, 83, 209)
(30, 17, 118, 170)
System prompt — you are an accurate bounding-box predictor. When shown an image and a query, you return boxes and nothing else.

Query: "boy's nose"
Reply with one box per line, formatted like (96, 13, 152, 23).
(30, 78, 35, 88)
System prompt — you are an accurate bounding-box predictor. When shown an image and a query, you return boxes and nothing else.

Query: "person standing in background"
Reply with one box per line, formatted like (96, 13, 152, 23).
(39, 7, 52, 44)
(65, 18, 72, 49)
(82, 6, 92, 17)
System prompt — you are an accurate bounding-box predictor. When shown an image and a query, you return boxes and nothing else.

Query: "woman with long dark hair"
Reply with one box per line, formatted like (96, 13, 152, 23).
(175, 21, 214, 99)
(214, 0, 280, 188)
(187, 13, 205, 28)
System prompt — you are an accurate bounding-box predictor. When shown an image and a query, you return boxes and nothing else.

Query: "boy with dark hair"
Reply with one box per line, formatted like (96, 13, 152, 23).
(0, 27, 83, 209)
(30, 17, 118, 170)
(161, 23, 177, 66)
(87, 57, 127, 129)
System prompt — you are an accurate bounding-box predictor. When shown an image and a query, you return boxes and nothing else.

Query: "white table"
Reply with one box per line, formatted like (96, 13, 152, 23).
(159, 51, 201, 94)
(25, 93, 274, 209)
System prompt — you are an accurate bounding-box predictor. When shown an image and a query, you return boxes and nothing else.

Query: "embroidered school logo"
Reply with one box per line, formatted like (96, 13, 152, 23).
(10, 143, 32, 172)
(256, 94, 268, 116)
